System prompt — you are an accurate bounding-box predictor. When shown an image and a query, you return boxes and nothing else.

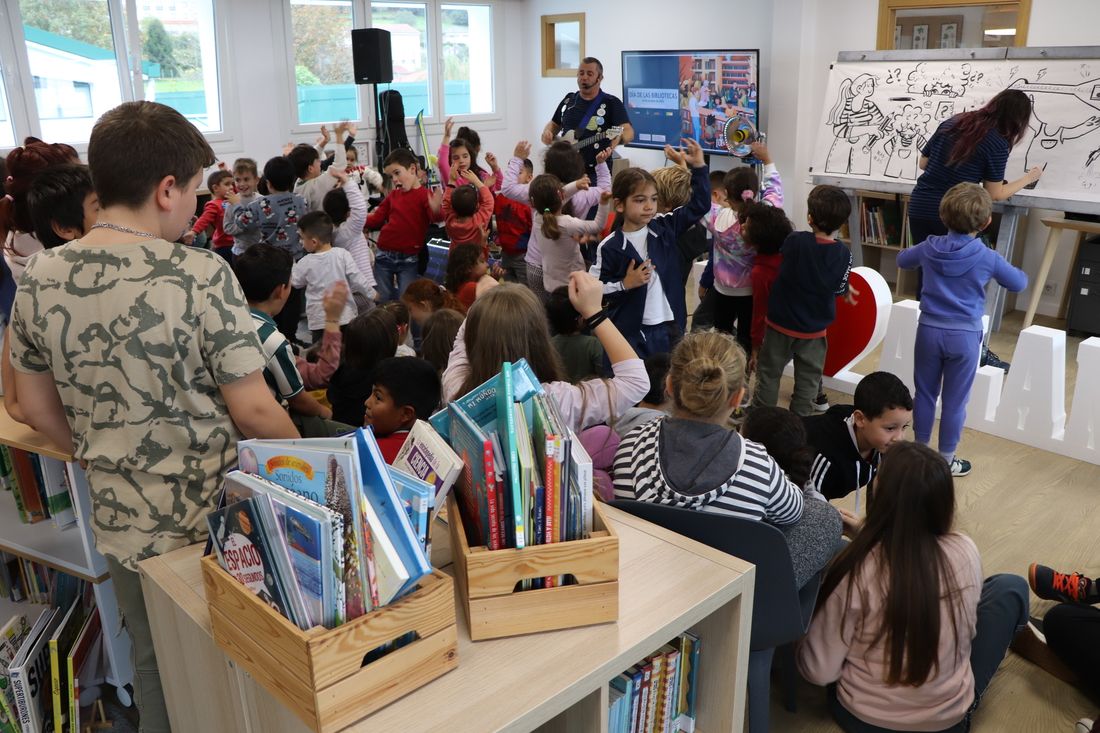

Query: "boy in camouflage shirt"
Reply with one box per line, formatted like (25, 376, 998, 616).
(8, 101, 299, 732)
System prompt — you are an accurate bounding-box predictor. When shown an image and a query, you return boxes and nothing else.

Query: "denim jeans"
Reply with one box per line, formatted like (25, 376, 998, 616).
(827, 573, 1029, 733)
(375, 250, 420, 302)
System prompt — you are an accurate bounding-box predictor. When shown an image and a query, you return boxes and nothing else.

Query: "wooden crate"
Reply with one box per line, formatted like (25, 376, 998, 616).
(447, 494, 619, 640)
(200, 556, 458, 732)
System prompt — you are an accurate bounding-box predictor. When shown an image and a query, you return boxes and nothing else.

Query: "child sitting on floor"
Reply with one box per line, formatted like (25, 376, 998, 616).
(546, 285, 605, 383)
(364, 356, 442, 463)
(444, 242, 496, 311)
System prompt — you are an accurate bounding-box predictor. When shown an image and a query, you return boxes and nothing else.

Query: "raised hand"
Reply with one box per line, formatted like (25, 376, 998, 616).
(323, 281, 349, 322)
(443, 117, 454, 142)
(282, 142, 294, 156)
(595, 147, 613, 165)
(663, 145, 687, 168)
(514, 140, 531, 159)
(346, 121, 358, 138)
(461, 169, 482, 186)
(568, 271, 604, 319)
(749, 141, 772, 165)
(600, 190, 613, 205)
(317, 124, 331, 148)
(225, 191, 241, 206)
(485, 152, 499, 170)
(681, 138, 705, 168)
(574, 177, 591, 191)
(328, 165, 349, 184)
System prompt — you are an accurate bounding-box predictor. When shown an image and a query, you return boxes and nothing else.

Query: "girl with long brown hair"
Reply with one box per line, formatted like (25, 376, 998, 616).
(799, 442, 1029, 732)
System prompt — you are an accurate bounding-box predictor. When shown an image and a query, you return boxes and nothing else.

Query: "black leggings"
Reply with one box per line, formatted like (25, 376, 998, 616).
(1044, 602, 1100, 700)
(711, 292, 753, 356)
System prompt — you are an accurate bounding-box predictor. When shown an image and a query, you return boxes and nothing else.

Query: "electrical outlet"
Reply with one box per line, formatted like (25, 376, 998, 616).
(1042, 283, 1057, 297)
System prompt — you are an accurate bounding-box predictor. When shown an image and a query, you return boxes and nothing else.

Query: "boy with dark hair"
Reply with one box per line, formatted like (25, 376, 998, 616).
(8, 101, 297, 732)
(741, 202, 794, 370)
(443, 171, 494, 256)
(546, 285, 605, 383)
(233, 244, 340, 431)
(183, 168, 235, 259)
(614, 352, 671, 438)
(292, 210, 374, 342)
(752, 184, 855, 416)
(291, 122, 348, 212)
(226, 157, 263, 258)
(803, 370, 913, 500)
(897, 182, 1026, 477)
(364, 356, 442, 463)
(25, 163, 99, 247)
(366, 149, 444, 301)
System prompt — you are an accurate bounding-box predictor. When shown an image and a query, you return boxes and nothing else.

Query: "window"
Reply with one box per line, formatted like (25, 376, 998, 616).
(137, 0, 222, 132)
(18, 0, 125, 142)
(441, 4, 492, 115)
(876, 1, 1031, 50)
(371, 2, 431, 117)
(0, 69, 17, 148)
(290, 0, 359, 125)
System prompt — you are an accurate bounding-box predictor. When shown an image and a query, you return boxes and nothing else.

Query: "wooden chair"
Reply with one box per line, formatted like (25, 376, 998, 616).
(1023, 217, 1100, 329)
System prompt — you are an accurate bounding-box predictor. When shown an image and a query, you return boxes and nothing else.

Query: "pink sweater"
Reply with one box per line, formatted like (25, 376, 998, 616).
(797, 533, 983, 732)
(437, 143, 502, 192)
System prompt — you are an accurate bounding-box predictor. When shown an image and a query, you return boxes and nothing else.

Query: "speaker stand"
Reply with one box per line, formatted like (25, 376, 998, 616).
(372, 82, 385, 169)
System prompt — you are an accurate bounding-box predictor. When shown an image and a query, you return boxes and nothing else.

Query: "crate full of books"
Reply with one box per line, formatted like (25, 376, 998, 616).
(200, 428, 458, 732)
(434, 360, 619, 640)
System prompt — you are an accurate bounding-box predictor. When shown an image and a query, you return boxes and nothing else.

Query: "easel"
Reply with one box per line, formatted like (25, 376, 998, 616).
(82, 700, 111, 732)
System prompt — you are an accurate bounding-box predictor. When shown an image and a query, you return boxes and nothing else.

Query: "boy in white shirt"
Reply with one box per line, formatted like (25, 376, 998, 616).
(291, 211, 374, 343)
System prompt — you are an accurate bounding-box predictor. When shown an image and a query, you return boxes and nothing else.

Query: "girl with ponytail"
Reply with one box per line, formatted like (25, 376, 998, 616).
(612, 329, 841, 588)
(527, 173, 611, 293)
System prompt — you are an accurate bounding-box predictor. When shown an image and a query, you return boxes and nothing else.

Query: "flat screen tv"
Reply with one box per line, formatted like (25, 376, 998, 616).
(621, 49, 760, 156)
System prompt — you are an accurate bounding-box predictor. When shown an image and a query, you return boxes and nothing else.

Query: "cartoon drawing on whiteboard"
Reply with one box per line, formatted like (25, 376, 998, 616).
(883, 104, 931, 179)
(825, 74, 886, 175)
(907, 62, 977, 98)
(1008, 79, 1100, 176)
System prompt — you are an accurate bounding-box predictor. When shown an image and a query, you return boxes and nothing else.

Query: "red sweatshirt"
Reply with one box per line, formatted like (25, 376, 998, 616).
(750, 253, 782, 350)
(365, 186, 442, 255)
(494, 192, 532, 256)
(192, 198, 234, 251)
(443, 185, 494, 254)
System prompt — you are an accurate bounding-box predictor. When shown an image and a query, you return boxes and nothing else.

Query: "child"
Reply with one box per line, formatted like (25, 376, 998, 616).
(7, 101, 297, 731)
(697, 142, 780, 357)
(291, 211, 374, 343)
(227, 157, 261, 258)
(443, 170, 494, 252)
(342, 142, 384, 195)
(364, 356, 442, 463)
(184, 169, 235, 260)
(224, 155, 308, 260)
(798, 442, 1028, 733)
(443, 275, 648, 432)
(234, 244, 342, 435)
(530, 174, 611, 293)
(752, 184, 854, 416)
(438, 118, 501, 190)
(613, 353, 671, 438)
(709, 169, 728, 207)
(503, 139, 608, 302)
(740, 202, 794, 371)
(444, 242, 494, 311)
(651, 163, 710, 288)
(546, 285, 605, 383)
(611, 330, 840, 589)
(591, 139, 711, 358)
(290, 122, 348, 212)
(379, 301, 415, 356)
(420, 308, 464, 374)
(365, 149, 444, 302)
(803, 371, 912, 502)
(897, 182, 1027, 477)
(401, 277, 463, 325)
(495, 157, 533, 283)
(327, 308, 398, 427)
(322, 167, 376, 311)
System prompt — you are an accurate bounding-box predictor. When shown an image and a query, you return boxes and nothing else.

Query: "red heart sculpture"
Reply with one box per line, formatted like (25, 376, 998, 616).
(824, 267, 892, 377)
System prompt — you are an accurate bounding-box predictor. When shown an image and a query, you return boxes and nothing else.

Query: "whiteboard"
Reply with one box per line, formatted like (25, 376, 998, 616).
(810, 49, 1100, 209)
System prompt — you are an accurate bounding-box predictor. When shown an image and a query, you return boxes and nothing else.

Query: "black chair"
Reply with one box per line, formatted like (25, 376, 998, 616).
(610, 500, 822, 733)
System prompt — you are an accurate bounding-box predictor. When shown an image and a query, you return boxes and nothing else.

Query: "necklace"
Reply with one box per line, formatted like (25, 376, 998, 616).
(90, 222, 158, 239)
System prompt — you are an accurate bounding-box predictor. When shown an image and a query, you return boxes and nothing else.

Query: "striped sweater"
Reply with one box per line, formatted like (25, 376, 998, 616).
(612, 417, 804, 525)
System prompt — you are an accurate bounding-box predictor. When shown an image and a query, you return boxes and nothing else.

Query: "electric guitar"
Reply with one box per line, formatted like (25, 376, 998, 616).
(560, 126, 625, 152)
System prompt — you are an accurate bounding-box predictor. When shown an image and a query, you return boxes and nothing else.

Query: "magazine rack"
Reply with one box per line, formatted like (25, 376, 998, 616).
(447, 494, 619, 641)
(200, 557, 458, 732)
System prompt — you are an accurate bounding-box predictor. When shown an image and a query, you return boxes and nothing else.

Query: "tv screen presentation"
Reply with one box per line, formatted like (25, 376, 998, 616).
(621, 49, 760, 156)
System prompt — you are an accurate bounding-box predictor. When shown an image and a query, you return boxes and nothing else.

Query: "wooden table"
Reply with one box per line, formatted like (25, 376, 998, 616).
(1022, 216, 1100, 329)
(140, 505, 754, 732)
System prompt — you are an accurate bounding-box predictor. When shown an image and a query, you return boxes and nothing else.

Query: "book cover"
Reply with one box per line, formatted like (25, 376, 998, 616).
(207, 498, 297, 625)
(685, 632, 701, 720)
(387, 467, 432, 554)
(39, 458, 75, 530)
(626, 665, 644, 733)
(392, 420, 462, 524)
(354, 429, 431, 601)
(250, 493, 313, 630)
(0, 614, 30, 733)
(428, 358, 542, 442)
(659, 645, 680, 733)
(48, 599, 87, 733)
(8, 607, 59, 733)
(675, 633, 693, 720)
(569, 432, 594, 538)
(448, 402, 496, 549)
(608, 685, 625, 733)
(67, 608, 101, 733)
(637, 663, 653, 733)
(0, 445, 13, 492)
(610, 673, 633, 733)
(497, 362, 525, 549)
(514, 403, 536, 550)
(648, 651, 666, 733)
(8, 449, 45, 524)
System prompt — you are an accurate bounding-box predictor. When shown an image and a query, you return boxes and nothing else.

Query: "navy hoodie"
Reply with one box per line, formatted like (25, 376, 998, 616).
(896, 231, 1027, 332)
(766, 231, 852, 336)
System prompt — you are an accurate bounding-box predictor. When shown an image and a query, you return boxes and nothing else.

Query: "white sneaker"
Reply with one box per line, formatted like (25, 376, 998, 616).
(949, 457, 972, 477)
(1075, 719, 1094, 733)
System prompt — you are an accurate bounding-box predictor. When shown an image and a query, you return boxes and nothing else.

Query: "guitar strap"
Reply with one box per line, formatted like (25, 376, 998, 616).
(575, 91, 606, 136)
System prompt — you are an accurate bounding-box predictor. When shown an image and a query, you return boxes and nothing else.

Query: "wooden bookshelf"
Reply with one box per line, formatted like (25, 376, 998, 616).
(141, 504, 755, 732)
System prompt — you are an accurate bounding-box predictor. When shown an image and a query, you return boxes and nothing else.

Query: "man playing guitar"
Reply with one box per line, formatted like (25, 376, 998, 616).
(542, 57, 635, 181)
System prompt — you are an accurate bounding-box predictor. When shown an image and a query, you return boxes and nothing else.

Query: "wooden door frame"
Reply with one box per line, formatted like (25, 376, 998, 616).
(876, 0, 1032, 49)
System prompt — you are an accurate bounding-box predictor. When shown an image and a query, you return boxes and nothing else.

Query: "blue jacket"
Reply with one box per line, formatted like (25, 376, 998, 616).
(897, 231, 1027, 332)
(767, 231, 852, 336)
(593, 165, 711, 335)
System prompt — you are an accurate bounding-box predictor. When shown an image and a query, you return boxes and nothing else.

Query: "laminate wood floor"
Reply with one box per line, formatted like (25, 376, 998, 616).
(767, 310, 1099, 733)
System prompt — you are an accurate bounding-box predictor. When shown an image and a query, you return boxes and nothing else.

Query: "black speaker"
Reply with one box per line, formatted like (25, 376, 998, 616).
(352, 28, 393, 84)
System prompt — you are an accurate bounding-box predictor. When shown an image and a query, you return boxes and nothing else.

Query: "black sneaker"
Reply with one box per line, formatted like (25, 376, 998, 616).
(812, 392, 829, 413)
(949, 457, 972, 477)
(981, 347, 1010, 372)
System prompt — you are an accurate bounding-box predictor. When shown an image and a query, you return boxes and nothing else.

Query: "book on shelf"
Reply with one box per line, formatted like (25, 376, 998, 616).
(67, 607, 102, 733)
(8, 607, 61, 733)
(611, 631, 702, 733)
(387, 466, 432, 555)
(0, 613, 30, 733)
(1, 448, 77, 528)
(48, 596, 90, 733)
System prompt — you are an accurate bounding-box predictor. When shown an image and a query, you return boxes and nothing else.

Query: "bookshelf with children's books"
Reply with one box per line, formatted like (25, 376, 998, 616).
(0, 405, 134, 711)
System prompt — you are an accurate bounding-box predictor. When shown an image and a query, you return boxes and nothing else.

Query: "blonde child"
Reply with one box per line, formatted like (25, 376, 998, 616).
(529, 174, 611, 293)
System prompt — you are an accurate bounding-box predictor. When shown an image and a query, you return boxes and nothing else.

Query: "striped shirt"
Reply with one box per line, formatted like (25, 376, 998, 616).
(908, 118, 1010, 221)
(612, 417, 804, 525)
(250, 308, 304, 403)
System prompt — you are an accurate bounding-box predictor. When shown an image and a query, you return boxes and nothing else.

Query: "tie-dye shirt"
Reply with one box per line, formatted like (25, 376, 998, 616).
(703, 163, 783, 295)
(9, 240, 266, 568)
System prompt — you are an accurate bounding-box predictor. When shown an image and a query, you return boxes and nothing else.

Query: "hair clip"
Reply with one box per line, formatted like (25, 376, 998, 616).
(741, 190, 755, 201)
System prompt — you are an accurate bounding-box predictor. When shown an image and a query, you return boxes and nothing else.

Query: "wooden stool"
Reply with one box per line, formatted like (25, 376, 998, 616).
(1023, 216, 1100, 329)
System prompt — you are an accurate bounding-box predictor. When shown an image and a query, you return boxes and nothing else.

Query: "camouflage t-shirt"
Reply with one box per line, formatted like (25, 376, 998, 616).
(9, 240, 266, 569)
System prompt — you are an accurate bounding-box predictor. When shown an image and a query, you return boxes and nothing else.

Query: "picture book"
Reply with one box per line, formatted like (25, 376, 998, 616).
(496, 363, 525, 549)
(48, 599, 87, 733)
(8, 449, 45, 524)
(38, 458, 75, 530)
(387, 467, 432, 554)
(514, 402, 536, 550)
(569, 432, 594, 538)
(393, 420, 462, 524)
(448, 402, 497, 548)
(67, 609, 101, 733)
(207, 498, 301, 628)
(428, 358, 542, 442)
(250, 493, 313, 629)
(8, 607, 59, 733)
(0, 614, 30, 733)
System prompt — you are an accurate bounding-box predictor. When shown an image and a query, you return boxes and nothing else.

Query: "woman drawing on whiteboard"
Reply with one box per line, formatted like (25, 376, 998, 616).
(825, 73, 886, 175)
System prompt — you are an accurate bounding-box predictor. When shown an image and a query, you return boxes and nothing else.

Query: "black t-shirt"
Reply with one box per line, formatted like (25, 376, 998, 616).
(551, 90, 630, 172)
